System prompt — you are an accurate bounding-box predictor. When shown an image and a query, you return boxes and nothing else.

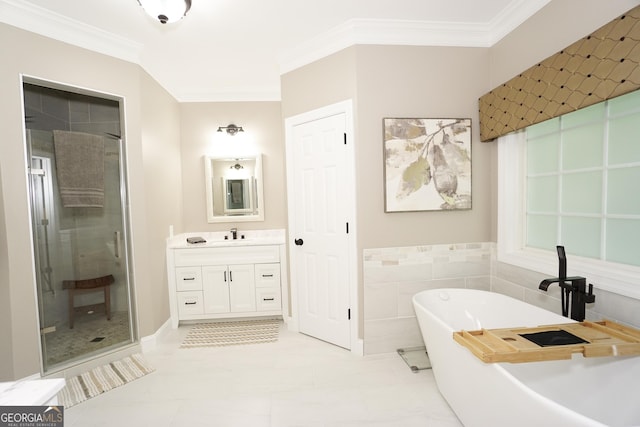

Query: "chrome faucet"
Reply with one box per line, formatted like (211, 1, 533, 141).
(230, 228, 238, 240)
(538, 246, 595, 322)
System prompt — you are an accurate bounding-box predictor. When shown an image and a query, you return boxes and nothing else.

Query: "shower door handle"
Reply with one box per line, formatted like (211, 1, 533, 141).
(114, 231, 121, 259)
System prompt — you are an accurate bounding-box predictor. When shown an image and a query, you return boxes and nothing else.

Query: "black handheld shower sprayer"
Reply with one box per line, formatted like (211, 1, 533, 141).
(556, 246, 570, 317)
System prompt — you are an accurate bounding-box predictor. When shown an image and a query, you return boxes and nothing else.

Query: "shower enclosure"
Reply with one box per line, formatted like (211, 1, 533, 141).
(23, 79, 136, 373)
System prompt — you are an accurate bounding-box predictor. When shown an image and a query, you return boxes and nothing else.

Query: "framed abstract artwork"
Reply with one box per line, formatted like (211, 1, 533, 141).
(383, 118, 472, 212)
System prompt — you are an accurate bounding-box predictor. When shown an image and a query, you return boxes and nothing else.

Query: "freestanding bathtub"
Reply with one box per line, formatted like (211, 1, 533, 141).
(413, 288, 640, 427)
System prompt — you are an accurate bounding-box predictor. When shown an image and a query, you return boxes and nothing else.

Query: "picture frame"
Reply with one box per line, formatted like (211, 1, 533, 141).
(383, 118, 472, 212)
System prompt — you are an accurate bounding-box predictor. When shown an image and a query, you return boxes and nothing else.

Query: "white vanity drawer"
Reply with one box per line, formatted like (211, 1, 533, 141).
(255, 287, 281, 311)
(255, 263, 280, 288)
(175, 267, 202, 291)
(177, 291, 204, 316)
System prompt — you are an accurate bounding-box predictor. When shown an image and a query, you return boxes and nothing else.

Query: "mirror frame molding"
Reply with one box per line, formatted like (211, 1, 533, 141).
(204, 154, 265, 223)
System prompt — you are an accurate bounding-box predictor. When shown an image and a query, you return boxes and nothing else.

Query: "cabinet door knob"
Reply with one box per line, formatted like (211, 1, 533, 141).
(294, 238, 304, 246)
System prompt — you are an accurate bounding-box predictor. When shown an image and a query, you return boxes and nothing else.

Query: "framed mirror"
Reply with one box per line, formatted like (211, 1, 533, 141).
(204, 154, 264, 223)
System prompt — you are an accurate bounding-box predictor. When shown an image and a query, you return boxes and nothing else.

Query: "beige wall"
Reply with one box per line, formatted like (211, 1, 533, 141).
(489, 0, 640, 88)
(0, 23, 181, 380)
(139, 72, 182, 333)
(281, 47, 357, 119)
(354, 45, 492, 249)
(179, 102, 287, 232)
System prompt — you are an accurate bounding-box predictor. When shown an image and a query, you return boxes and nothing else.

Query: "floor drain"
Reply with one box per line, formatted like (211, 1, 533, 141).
(90, 337, 105, 342)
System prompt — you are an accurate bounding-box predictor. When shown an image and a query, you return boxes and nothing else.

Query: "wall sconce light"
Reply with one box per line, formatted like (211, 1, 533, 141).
(217, 124, 244, 136)
(137, 0, 192, 24)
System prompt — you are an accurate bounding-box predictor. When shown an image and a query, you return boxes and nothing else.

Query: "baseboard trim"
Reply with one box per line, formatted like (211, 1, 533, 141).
(140, 319, 171, 352)
(352, 338, 364, 356)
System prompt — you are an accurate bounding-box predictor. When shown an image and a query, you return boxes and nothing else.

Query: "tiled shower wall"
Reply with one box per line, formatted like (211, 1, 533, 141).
(363, 242, 640, 355)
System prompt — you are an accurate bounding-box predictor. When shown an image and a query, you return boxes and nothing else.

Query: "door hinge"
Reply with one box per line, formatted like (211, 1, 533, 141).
(346, 222, 349, 234)
(343, 133, 347, 145)
(348, 308, 351, 320)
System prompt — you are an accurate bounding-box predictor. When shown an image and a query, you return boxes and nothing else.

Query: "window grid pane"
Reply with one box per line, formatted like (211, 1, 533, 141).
(525, 90, 640, 266)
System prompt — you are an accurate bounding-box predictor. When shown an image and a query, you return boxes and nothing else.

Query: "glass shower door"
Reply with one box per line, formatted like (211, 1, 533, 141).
(27, 125, 134, 373)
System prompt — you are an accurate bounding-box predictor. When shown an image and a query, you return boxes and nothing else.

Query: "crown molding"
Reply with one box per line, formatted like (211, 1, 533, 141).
(0, 0, 143, 64)
(277, 18, 490, 75)
(279, 0, 551, 75)
(486, 0, 552, 45)
(0, 0, 551, 101)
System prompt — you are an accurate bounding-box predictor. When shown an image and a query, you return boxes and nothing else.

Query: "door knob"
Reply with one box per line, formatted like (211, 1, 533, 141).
(294, 238, 304, 246)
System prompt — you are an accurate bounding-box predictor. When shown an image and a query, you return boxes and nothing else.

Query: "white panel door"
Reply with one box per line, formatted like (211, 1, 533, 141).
(292, 112, 351, 349)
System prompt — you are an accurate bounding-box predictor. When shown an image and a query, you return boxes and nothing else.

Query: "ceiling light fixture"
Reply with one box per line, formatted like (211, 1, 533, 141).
(217, 124, 244, 136)
(137, 0, 192, 25)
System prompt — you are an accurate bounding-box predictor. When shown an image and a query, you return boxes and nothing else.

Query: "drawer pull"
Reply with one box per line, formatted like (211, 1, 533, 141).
(183, 277, 196, 281)
(185, 301, 197, 305)
(262, 274, 274, 278)
(263, 298, 275, 301)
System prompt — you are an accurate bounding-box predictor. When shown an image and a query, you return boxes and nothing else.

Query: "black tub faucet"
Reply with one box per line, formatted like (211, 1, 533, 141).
(538, 246, 596, 322)
(230, 228, 238, 240)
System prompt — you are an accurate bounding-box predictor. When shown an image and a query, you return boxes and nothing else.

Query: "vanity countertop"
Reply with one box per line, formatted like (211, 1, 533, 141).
(167, 229, 286, 249)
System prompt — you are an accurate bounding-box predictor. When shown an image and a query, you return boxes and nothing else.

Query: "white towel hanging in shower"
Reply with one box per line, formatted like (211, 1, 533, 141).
(53, 130, 105, 208)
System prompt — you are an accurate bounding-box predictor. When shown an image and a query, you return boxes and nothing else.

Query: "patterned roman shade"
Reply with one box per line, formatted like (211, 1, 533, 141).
(479, 6, 640, 142)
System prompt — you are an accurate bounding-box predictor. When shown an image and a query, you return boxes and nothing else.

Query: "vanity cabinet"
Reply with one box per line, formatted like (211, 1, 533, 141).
(203, 264, 255, 313)
(167, 243, 284, 328)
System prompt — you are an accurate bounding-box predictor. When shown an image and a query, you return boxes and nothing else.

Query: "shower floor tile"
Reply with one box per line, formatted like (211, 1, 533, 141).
(44, 310, 131, 368)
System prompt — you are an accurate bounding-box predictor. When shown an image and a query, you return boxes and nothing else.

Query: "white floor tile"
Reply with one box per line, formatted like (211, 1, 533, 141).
(65, 322, 462, 427)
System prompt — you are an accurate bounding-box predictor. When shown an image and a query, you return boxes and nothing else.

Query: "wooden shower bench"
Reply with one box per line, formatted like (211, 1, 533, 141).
(62, 274, 114, 329)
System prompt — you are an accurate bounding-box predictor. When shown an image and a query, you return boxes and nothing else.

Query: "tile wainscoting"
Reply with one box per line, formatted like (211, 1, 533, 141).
(363, 243, 492, 355)
(363, 242, 640, 355)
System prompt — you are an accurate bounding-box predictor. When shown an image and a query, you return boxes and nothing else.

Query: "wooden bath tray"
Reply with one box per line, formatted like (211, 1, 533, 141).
(453, 320, 640, 363)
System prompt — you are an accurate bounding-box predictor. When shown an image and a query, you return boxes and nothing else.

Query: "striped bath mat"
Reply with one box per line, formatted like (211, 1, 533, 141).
(58, 353, 154, 408)
(180, 319, 280, 348)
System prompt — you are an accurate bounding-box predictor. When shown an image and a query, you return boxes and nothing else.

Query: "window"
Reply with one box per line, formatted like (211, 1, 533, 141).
(498, 90, 640, 298)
